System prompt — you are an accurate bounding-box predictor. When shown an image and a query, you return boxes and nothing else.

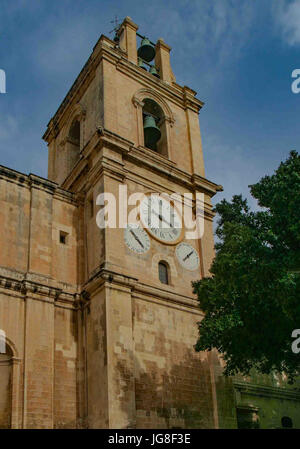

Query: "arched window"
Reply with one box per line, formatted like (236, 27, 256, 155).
(281, 416, 293, 428)
(0, 344, 13, 429)
(158, 261, 169, 285)
(142, 99, 167, 156)
(66, 118, 81, 172)
(133, 89, 174, 159)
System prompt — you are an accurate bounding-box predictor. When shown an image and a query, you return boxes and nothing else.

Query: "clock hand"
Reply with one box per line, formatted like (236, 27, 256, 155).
(130, 230, 144, 248)
(151, 210, 173, 228)
(183, 251, 193, 261)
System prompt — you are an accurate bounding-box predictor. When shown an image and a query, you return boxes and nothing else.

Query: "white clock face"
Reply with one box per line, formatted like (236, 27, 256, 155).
(139, 194, 183, 244)
(176, 242, 200, 271)
(124, 223, 150, 254)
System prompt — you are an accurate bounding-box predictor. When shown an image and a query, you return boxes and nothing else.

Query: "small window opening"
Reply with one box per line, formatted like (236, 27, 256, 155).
(158, 261, 169, 285)
(59, 231, 68, 245)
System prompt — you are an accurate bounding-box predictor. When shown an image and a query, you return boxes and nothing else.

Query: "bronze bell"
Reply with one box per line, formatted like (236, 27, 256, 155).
(138, 57, 148, 71)
(143, 115, 161, 150)
(137, 38, 155, 63)
(149, 66, 159, 78)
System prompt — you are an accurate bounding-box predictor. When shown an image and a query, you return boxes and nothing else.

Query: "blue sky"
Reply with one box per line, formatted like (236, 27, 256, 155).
(0, 0, 299, 209)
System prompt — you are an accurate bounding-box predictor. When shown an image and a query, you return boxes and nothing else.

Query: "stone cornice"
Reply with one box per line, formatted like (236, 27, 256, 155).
(80, 264, 202, 313)
(192, 174, 223, 195)
(127, 146, 221, 196)
(121, 16, 139, 32)
(60, 128, 222, 198)
(82, 265, 138, 298)
(0, 165, 30, 188)
(79, 264, 203, 316)
(28, 174, 57, 194)
(0, 165, 78, 205)
(0, 273, 78, 308)
(156, 38, 172, 52)
(0, 267, 197, 313)
(233, 381, 300, 402)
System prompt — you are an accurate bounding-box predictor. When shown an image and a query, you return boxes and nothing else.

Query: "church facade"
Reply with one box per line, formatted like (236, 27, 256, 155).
(0, 17, 299, 429)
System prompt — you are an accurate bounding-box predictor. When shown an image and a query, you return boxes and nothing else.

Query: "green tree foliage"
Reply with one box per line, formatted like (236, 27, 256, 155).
(193, 151, 300, 381)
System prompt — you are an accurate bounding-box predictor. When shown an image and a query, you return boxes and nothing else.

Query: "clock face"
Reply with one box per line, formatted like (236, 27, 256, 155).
(139, 194, 183, 245)
(176, 242, 200, 271)
(124, 223, 150, 254)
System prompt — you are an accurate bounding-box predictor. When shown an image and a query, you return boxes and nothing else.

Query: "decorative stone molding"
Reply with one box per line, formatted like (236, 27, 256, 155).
(28, 174, 57, 194)
(233, 381, 300, 402)
(46, 118, 60, 141)
(132, 98, 145, 109)
(60, 125, 222, 198)
(74, 290, 91, 310)
(82, 265, 138, 298)
(0, 165, 78, 205)
(0, 166, 29, 188)
(0, 275, 77, 307)
(159, 115, 175, 128)
(132, 88, 175, 125)
(183, 86, 203, 113)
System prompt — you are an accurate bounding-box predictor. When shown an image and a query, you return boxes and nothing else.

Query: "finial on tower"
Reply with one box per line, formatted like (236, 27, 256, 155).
(109, 15, 121, 43)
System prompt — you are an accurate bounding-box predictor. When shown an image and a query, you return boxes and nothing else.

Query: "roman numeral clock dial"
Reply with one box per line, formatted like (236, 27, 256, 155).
(176, 242, 200, 271)
(139, 194, 184, 244)
(124, 223, 150, 254)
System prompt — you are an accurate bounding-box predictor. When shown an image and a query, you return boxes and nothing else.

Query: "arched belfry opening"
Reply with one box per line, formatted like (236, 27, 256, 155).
(66, 118, 81, 171)
(142, 98, 167, 156)
(133, 89, 174, 159)
(0, 343, 13, 429)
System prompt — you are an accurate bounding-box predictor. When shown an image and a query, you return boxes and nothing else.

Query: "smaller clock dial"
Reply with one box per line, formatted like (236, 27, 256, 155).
(124, 223, 150, 254)
(176, 242, 200, 271)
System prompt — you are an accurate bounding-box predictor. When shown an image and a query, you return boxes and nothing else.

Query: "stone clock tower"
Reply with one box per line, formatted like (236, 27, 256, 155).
(1, 16, 299, 429)
(0, 16, 223, 429)
(44, 16, 222, 429)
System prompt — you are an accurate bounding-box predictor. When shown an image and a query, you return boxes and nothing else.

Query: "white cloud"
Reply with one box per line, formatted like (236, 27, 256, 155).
(141, 1, 256, 74)
(274, 0, 300, 45)
(113, 1, 257, 97)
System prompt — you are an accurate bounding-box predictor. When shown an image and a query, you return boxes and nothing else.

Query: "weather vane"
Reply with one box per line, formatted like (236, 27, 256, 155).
(109, 15, 121, 42)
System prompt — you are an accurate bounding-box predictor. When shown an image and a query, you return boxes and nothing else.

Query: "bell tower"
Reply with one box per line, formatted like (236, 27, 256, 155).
(43, 16, 222, 429)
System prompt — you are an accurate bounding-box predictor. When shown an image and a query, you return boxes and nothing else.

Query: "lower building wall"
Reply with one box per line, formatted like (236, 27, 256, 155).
(54, 306, 78, 428)
(0, 288, 79, 429)
(85, 287, 109, 428)
(1, 284, 300, 429)
(236, 391, 300, 429)
(133, 296, 216, 429)
(0, 353, 12, 429)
